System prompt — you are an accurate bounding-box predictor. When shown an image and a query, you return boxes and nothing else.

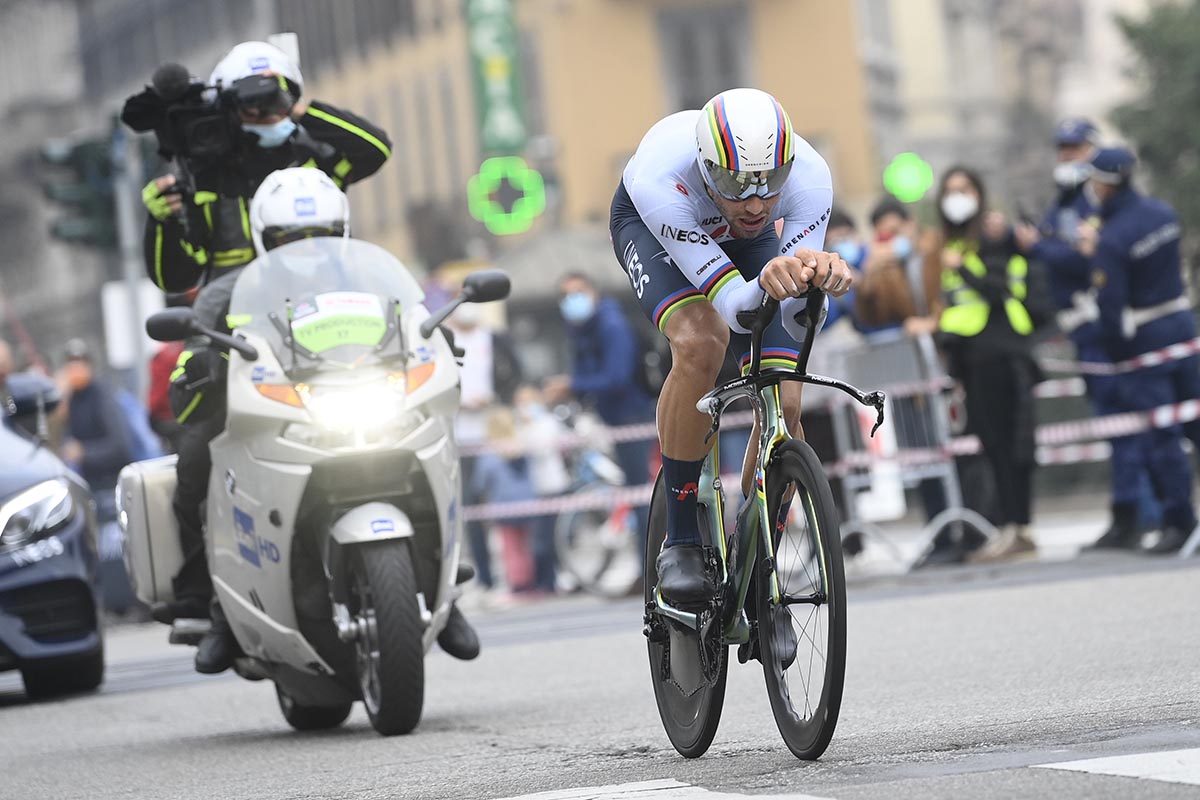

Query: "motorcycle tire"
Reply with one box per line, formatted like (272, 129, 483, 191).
(275, 685, 353, 731)
(348, 540, 425, 736)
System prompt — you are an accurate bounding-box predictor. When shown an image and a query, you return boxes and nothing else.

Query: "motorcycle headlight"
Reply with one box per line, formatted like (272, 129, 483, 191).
(0, 480, 75, 548)
(281, 378, 426, 450)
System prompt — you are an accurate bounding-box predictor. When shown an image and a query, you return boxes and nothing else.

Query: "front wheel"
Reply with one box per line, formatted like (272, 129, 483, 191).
(644, 471, 727, 759)
(347, 541, 425, 736)
(757, 440, 847, 760)
(275, 685, 353, 731)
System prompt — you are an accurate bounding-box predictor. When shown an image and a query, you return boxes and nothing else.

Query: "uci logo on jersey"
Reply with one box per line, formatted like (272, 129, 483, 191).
(294, 197, 317, 217)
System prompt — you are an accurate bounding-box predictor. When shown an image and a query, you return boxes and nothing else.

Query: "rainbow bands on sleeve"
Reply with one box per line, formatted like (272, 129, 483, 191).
(701, 261, 739, 301)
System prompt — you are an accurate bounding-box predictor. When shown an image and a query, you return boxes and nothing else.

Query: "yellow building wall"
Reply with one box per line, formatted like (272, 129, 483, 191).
(302, 0, 879, 267)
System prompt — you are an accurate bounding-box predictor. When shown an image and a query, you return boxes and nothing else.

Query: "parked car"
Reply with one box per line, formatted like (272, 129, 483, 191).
(0, 372, 105, 698)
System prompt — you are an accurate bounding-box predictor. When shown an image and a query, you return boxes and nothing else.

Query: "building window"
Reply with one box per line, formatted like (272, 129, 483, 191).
(439, 68, 464, 204)
(388, 81, 411, 207)
(657, 6, 751, 112)
(413, 76, 434, 200)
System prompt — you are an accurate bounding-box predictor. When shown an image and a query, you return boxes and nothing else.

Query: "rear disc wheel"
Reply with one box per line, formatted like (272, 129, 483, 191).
(644, 471, 727, 758)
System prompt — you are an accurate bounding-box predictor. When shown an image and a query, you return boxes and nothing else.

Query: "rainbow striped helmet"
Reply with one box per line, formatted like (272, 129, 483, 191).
(696, 88, 795, 201)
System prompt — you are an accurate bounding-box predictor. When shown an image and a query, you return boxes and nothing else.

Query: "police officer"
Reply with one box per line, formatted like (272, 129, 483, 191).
(1016, 119, 1161, 549)
(1081, 146, 1200, 554)
(141, 43, 406, 674)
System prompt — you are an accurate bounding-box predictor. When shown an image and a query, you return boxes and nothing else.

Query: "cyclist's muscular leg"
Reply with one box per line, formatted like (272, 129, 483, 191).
(655, 302, 727, 603)
(659, 302, 729, 461)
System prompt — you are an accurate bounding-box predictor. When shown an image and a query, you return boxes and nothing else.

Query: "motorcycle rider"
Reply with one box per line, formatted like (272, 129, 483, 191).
(139, 42, 387, 674)
(166, 166, 481, 672)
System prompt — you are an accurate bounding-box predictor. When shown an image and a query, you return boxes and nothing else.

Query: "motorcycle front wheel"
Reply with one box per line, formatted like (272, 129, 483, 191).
(347, 540, 425, 735)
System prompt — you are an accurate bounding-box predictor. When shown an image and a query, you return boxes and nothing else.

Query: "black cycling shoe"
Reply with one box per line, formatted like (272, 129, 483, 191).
(194, 604, 239, 674)
(437, 604, 480, 661)
(655, 544, 717, 606)
(151, 597, 211, 625)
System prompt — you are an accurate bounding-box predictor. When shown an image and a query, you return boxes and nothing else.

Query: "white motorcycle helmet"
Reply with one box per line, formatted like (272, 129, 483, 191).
(249, 167, 351, 254)
(210, 41, 304, 97)
(695, 88, 796, 200)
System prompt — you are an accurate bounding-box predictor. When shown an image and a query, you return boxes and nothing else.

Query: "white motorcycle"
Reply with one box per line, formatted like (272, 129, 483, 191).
(118, 238, 509, 735)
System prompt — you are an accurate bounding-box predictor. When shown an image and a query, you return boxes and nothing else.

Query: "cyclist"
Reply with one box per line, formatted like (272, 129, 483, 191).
(610, 88, 853, 605)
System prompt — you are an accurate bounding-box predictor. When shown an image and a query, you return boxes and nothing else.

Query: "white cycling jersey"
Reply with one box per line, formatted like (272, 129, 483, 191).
(622, 110, 833, 333)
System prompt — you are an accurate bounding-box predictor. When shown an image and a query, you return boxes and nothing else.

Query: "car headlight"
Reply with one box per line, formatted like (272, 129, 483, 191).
(0, 479, 75, 548)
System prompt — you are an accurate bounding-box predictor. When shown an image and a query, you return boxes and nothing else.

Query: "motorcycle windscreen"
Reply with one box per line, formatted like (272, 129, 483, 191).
(228, 238, 426, 369)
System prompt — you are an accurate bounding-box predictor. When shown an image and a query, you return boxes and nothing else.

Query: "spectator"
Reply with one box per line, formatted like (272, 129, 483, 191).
(1081, 146, 1200, 555)
(146, 291, 195, 453)
(853, 198, 925, 337)
(471, 407, 540, 595)
(1015, 119, 1161, 549)
(449, 301, 524, 591)
(0, 339, 13, 413)
(57, 339, 142, 614)
(926, 168, 1052, 563)
(544, 272, 655, 559)
(513, 385, 570, 593)
(820, 208, 864, 330)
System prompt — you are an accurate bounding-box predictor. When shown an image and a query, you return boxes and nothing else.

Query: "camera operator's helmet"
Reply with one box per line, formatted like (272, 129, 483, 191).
(210, 41, 304, 104)
(695, 88, 795, 201)
(249, 167, 351, 254)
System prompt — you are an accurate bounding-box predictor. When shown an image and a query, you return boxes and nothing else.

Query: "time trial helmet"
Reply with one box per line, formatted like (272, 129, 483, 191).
(695, 88, 795, 201)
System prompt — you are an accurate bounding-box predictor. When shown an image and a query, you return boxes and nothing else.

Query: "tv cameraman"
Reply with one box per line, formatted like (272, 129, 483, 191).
(123, 41, 406, 675)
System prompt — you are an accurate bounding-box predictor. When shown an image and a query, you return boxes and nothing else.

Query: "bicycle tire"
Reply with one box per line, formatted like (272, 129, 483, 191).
(555, 486, 640, 597)
(644, 470, 728, 758)
(756, 439, 846, 760)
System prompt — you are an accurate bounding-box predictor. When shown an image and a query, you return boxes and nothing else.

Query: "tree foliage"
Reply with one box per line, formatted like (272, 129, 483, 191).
(1112, 1, 1200, 242)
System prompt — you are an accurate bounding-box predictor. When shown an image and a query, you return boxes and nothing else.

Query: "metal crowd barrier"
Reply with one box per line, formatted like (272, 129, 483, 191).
(805, 331, 999, 568)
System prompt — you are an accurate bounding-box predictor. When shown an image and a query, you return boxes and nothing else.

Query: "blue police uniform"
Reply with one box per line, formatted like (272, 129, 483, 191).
(1034, 183, 1161, 529)
(1091, 147, 1200, 538)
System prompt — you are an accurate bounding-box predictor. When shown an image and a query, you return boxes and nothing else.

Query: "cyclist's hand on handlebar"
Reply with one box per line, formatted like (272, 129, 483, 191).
(759, 250, 854, 300)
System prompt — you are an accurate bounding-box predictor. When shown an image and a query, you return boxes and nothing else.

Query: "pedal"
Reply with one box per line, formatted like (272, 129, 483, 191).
(168, 617, 211, 646)
(455, 563, 476, 585)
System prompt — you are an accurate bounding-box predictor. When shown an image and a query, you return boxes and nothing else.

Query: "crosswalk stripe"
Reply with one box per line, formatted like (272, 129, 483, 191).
(1034, 747, 1200, 786)
(491, 779, 834, 800)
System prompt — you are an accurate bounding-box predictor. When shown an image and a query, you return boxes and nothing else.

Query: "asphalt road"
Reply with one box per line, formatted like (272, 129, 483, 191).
(2, 550, 1198, 800)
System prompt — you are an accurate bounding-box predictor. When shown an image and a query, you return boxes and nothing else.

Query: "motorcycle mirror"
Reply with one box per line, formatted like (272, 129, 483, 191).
(145, 307, 200, 341)
(461, 269, 512, 304)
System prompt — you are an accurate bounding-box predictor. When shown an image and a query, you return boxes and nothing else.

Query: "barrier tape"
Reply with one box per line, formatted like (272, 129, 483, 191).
(1039, 336, 1200, 376)
(463, 397, 1200, 522)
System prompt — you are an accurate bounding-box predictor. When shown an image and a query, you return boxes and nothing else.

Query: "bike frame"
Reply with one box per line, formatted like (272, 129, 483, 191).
(652, 291, 885, 641)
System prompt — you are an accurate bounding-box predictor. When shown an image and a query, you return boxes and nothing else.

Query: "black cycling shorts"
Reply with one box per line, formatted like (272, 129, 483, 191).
(609, 180, 803, 373)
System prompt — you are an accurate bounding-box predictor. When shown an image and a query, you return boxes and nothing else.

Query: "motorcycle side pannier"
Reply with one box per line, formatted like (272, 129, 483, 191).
(117, 455, 182, 605)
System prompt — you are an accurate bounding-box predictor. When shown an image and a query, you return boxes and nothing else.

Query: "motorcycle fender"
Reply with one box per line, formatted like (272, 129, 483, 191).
(329, 502, 414, 545)
(325, 503, 415, 607)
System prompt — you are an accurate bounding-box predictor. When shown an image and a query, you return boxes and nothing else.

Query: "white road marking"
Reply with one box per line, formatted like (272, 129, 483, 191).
(1034, 747, 1200, 786)
(491, 778, 834, 800)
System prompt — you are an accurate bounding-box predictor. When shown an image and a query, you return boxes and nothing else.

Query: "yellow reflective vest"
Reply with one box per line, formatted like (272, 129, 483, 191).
(939, 244, 1033, 337)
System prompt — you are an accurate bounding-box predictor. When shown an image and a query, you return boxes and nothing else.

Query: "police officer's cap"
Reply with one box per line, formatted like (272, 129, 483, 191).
(1054, 118, 1098, 146)
(1088, 147, 1136, 185)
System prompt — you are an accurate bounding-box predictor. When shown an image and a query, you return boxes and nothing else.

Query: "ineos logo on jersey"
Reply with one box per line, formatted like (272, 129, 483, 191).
(623, 241, 651, 298)
(660, 224, 710, 245)
(780, 207, 831, 254)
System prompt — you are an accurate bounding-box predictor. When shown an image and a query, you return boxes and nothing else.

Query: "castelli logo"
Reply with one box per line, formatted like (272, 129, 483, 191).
(675, 183, 689, 196)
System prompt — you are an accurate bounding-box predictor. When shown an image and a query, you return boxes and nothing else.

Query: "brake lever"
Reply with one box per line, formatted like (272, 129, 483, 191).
(865, 391, 886, 437)
(701, 397, 723, 445)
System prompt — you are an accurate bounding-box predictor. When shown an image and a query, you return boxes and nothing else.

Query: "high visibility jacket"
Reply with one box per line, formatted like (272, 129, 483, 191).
(939, 243, 1033, 337)
(143, 100, 391, 292)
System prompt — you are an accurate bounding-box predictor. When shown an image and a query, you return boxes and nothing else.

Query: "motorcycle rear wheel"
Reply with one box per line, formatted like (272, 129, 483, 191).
(348, 541, 425, 735)
(275, 685, 353, 731)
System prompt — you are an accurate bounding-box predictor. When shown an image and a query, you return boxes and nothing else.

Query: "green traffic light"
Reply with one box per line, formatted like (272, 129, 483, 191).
(883, 152, 934, 203)
(467, 156, 546, 236)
